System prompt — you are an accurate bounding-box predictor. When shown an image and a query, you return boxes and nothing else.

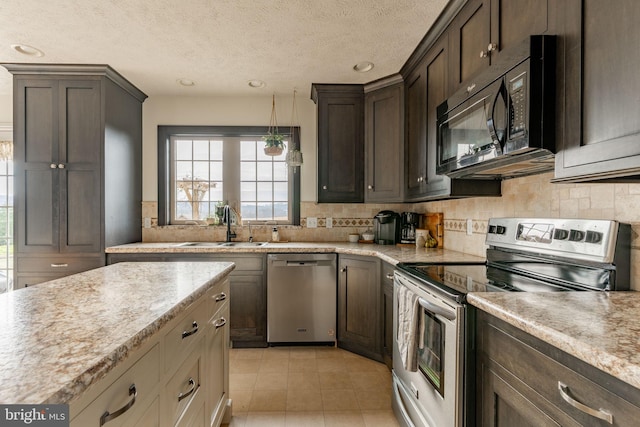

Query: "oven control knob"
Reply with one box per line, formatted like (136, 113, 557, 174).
(569, 230, 585, 241)
(488, 225, 497, 234)
(495, 226, 506, 235)
(553, 229, 569, 240)
(585, 230, 603, 244)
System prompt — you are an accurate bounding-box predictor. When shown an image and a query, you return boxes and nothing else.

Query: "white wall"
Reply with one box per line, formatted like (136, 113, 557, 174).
(0, 95, 12, 123)
(142, 94, 318, 202)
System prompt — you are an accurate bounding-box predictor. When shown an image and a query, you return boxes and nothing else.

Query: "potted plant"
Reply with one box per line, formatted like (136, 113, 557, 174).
(262, 132, 286, 156)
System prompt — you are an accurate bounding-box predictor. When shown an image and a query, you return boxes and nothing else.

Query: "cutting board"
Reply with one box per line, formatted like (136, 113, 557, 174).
(424, 213, 444, 248)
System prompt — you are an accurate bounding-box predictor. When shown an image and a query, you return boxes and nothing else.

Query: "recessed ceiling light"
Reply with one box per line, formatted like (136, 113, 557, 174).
(353, 61, 374, 73)
(248, 80, 266, 89)
(11, 44, 44, 57)
(177, 78, 195, 87)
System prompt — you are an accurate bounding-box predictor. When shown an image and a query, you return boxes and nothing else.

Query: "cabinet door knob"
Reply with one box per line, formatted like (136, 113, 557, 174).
(322, 185, 327, 190)
(487, 42, 498, 52)
(50, 163, 57, 169)
(480, 50, 488, 58)
(467, 83, 476, 93)
(368, 185, 373, 190)
(58, 163, 65, 169)
(386, 273, 394, 280)
(341, 267, 347, 273)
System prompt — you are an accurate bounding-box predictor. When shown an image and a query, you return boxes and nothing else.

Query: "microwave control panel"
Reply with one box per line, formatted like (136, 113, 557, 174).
(508, 71, 527, 139)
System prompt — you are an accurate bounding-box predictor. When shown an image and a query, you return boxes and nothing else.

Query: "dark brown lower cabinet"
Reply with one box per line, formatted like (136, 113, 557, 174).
(107, 253, 267, 347)
(337, 254, 382, 361)
(476, 310, 640, 426)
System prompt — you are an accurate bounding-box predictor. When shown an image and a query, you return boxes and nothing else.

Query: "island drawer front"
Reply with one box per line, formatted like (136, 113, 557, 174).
(208, 278, 230, 320)
(481, 318, 640, 426)
(72, 344, 160, 427)
(176, 396, 206, 427)
(164, 298, 208, 372)
(18, 256, 103, 274)
(165, 340, 203, 426)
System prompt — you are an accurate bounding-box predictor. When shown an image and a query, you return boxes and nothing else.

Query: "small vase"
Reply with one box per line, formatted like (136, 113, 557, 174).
(264, 146, 283, 156)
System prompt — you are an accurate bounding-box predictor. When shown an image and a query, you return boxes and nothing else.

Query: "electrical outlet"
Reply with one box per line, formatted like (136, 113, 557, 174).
(307, 217, 318, 228)
(326, 217, 333, 228)
(144, 217, 151, 228)
(466, 219, 473, 235)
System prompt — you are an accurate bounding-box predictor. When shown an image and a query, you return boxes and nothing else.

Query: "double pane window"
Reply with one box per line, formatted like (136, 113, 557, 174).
(164, 127, 299, 225)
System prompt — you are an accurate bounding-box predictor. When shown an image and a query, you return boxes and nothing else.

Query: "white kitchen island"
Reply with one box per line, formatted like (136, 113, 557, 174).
(0, 261, 234, 427)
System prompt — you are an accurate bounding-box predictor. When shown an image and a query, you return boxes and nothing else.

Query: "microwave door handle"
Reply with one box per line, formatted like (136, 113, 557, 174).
(487, 82, 507, 152)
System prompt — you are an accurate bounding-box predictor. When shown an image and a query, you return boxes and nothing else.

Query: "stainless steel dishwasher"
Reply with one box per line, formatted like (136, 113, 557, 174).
(267, 253, 337, 344)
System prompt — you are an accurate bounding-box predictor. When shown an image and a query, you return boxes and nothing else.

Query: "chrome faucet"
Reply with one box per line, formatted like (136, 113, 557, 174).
(223, 205, 236, 242)
(248, 221, 253, 243)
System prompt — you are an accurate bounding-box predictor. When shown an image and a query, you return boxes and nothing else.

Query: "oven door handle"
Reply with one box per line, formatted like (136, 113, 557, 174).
(418, 297, 456, 321)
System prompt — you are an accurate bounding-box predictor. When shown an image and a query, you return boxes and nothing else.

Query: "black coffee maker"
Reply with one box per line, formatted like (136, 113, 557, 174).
(400, 212, 421, 244)
(374, 211, 400, 245)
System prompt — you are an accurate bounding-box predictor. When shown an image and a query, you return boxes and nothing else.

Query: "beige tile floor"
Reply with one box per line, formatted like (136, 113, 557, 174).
(223, 346, 400, 427)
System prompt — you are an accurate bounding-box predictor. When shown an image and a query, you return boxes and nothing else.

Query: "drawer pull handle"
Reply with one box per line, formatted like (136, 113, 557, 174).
(386, 273, 394, 280)
(177, 378, 196, 402)
(181, 321, 199, 339)
(558, 381, 613, 424)
(99, 384, 137, 426)
(51, 263, 69, 268)
(214, 292, 227, 302)
(213, 317, 227, 329)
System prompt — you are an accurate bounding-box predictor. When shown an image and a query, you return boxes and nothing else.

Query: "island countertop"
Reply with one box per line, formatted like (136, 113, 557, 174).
(106, 241, 486, 265)
(0, 261, 235, 405)
(468, 291, 640, 390)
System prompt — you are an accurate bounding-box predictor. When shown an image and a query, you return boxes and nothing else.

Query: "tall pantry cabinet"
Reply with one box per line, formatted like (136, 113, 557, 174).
(5, 64, 147, 289)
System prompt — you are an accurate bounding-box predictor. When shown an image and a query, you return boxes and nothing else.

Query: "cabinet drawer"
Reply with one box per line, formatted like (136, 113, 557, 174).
(483, 321, 640, 426)
(164, 298, 208, 372)
(207, 278, 230, 320)
(72, 344, 160, 427)
(212, 255, 264, 272)
(165, 340, 203, 426)
(176, 398, 206, 427)
(17, 256, 103, 274)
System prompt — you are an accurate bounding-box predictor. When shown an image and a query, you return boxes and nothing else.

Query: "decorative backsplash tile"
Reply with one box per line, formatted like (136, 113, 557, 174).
(141, 171, 640, 289)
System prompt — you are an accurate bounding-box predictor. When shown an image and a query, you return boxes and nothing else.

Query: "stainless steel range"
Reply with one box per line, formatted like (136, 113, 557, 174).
(392, 218, 631, 427)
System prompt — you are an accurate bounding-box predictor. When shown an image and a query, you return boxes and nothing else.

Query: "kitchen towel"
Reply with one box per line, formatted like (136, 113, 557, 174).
(396, 283, 420, 372)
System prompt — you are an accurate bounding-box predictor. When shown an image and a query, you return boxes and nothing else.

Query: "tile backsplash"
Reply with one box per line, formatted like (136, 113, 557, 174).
(141, 171, 640, 289)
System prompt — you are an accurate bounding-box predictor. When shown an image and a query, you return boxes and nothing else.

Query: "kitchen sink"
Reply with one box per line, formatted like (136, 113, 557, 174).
(220, 241, 268, 247)
(174, 242, 224, 247)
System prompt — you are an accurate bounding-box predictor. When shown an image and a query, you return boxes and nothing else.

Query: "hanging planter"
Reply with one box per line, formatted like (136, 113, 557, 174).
(263, 94, 286, 156)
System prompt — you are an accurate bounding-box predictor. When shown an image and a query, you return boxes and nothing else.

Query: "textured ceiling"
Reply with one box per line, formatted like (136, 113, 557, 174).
(0, 0, 448, 97)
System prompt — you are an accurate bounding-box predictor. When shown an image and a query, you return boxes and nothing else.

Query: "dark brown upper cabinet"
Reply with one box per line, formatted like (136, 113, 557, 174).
(405, 35, 455, 200)
(364, 77, 404, 203)
(311, 84, 364, 203)
(553, 0, 640, 182)
(5, 64, 146, 288)
(449, 0, 550, 93)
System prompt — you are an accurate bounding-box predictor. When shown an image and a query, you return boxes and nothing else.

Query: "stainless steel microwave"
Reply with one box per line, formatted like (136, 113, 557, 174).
(436, 35, 556, 179)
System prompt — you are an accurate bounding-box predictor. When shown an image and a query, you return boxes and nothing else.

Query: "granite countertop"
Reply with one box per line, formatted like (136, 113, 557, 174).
(467, 292, 640, 390)
(106, 241, 486, 265)
(0, 261, 235, 405)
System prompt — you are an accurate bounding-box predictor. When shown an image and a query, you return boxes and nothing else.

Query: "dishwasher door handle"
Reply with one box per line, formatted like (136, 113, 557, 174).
(286, 261, 318, 266)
